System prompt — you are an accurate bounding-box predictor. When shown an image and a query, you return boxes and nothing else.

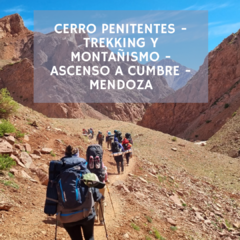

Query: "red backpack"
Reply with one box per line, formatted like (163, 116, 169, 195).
(122, 138, 131, 150)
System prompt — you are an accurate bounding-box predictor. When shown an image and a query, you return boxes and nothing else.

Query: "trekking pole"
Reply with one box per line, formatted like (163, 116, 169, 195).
(99, 200, 109, 240)
(55, 218, 58, 240)
(106, 184, 116, 217)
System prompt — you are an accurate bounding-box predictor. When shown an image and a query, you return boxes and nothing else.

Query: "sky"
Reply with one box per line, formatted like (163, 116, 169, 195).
(0, 0, 240, 52)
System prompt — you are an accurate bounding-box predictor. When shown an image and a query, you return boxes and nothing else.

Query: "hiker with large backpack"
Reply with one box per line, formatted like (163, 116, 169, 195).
(44, 145, 105, 240)
(86, 144, 109, 226)
(111, 138, 125, 174)
(114, 130, 123, 142)
(106, 131, 114, 150)
(122, 138, 132, 166)
(96, 131, 104, 146)
(125, 133, 133, 145)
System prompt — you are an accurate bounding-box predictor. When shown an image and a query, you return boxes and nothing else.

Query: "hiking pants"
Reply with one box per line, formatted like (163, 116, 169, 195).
(125, 153, 131, 165)
(114, 155, 124, 174)
(64, 217, 95, 240)
(107, 139, 112, 149)
(94, 186, 105, 222)
(98, 139, 103, 146)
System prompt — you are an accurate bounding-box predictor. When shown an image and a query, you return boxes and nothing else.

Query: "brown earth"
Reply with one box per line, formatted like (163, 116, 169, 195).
(2, 104, 240, 239)
(139, 29, 240, 141)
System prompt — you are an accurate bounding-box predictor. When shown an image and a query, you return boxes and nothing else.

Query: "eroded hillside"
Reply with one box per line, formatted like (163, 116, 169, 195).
(139, 29, 240, 141)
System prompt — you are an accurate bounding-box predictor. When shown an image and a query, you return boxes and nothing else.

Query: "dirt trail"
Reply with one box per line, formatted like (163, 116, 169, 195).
(90, 140, 136, 240)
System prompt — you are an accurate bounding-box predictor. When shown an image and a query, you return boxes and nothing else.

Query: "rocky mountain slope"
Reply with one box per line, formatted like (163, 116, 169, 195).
(1, 104, 240, 239)
(139, 29, 240, 141)
(206, 106, 240, 158)
(0, 13, 173, 123)
(146, 59, 196, 90)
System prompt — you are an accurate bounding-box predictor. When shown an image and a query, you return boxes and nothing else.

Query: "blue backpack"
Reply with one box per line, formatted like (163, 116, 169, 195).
(44, 157, 94, 223)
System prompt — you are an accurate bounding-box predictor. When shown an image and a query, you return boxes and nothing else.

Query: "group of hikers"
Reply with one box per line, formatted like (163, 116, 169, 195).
(44, 129, 133, 240)
(96, 129, 133, 174)
(82, 128, 94, 139)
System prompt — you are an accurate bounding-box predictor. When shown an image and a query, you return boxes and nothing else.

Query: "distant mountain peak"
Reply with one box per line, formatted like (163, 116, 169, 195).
(145, 59, 196, 90)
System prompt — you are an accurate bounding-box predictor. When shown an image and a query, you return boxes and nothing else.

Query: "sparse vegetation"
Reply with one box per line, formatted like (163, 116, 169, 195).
(145, 215, 152, 223)
(172, 136, 177, 142)
(206, 120, 212, 123)
(0, 180, 18, 189)
(131, 223, 140, 231)
(0, 119, 15, 137)
(145, 236, 152, 240)
(153, 229, 165, 240)
(0, 154, 16, 170)
(158, 175, 166, 183)
(50, 151, 56, 157)
(8, 172, 14, 178)
(170, 226, 177, 231)
(15, 130, 24, 139)
(0, 88, 18, 118)
(232, 112, 237, 117)
(225, 219, 233, 230)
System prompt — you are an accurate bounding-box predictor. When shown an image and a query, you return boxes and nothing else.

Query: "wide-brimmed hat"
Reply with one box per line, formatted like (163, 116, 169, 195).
(82, 173, 105, 189)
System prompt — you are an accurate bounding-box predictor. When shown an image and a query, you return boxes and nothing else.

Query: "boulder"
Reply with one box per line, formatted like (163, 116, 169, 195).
(169, 194, 182, 207)
(19, 152, 32, 168)
(41, 148, 52, 154)
(23, 143, 31, 152)
(30, 166, 48, 185)
(33, 149, 41, 156)
(20, 170, 32, 179)
(23, 135, 29, 142)
(0, 201, 13, 211)
(4, 135, 15, 145)
(36, 168, 48, 185)
(10, 154, 25, 168)
(30, 154, 41, 159)
(167, 218, 177, 226)
(0, 139, 13, 154)
(14, 144, 24, 151)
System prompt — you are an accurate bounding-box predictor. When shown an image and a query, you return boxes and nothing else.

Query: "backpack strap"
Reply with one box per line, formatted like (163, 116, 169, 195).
(47, 197, 58, 203)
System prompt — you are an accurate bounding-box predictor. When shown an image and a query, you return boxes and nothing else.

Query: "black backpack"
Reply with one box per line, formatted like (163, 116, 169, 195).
(111, 141, 121, 153)
(125, 133, 133, 144)
(116, 131, 122, 142)
(86, 145, 105, 182)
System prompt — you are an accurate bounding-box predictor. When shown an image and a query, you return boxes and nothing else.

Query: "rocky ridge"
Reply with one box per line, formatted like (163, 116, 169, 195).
(139, 29, 240, 141)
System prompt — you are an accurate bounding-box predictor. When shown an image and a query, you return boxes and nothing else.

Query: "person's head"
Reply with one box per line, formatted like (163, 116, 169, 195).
(65, 145, 79, 157)
(114, 130, 117, 134)
(108, 131, 111, 135)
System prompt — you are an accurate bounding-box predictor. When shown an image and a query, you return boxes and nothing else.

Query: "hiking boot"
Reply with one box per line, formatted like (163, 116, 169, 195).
(100, 221, 104, 226)
(95, 216, 98, 222)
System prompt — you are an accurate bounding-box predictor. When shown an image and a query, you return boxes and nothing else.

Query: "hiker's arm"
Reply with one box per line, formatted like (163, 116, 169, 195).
(92, 188, 103, 202)
(119, 143, 125, 152)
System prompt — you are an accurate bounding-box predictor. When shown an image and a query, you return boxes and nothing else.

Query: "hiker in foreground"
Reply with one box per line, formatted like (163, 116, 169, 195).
(44, 145, 105, 240)
(96, 131, 104, 146)
(111, 137, 125, 174)
(86, 144, 109, 225)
